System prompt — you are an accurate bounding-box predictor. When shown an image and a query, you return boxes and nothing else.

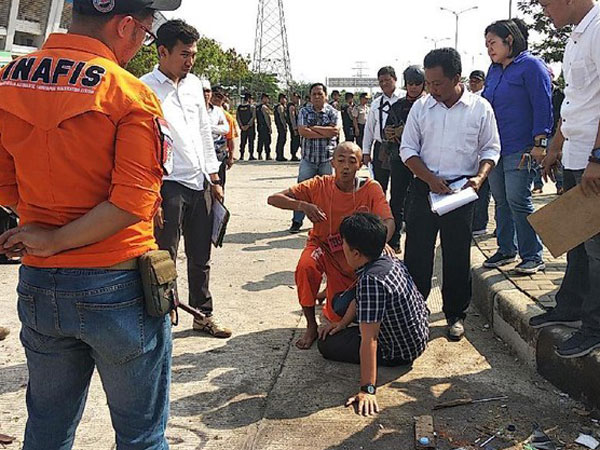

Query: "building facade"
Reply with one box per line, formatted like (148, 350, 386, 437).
(0, 0, 71, 64)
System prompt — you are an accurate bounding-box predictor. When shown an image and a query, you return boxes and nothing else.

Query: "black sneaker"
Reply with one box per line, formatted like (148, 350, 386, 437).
(291, 156, 300, 161)
(249, 155, 257, 161)
(556, 330, 600, 358)
(514, 260, 546, 275)
(276, 157, 288, 162)
(529, 308, 582, 329)
(483, 252, 517, 268)
(289, 221, 302, 234)
(266, 155, 273, 161)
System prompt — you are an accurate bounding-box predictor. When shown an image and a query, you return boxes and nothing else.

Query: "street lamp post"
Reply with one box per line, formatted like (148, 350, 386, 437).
(509, 0, 513, 18)
(425, 36, 451, 49)
(440, 5, 479, 51)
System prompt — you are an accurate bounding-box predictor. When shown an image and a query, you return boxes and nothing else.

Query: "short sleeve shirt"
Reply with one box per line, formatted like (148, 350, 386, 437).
(289, 176, 392, 244)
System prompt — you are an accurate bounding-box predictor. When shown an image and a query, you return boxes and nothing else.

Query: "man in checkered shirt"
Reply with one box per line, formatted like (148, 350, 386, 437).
(288, 83, 341, 234)
(318, 213, 429, 416)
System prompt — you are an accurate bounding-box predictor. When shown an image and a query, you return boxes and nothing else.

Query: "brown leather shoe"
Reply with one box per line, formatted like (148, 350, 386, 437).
(193, 316, 232, 338)
(0, 327, 10, 341)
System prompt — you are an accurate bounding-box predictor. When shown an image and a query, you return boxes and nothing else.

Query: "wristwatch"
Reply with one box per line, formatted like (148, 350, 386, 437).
(589, 156, 600, 165)
(591, 148, 600, 159)
(211, 179, 223, 186)
(360, 384, 377, 395)
(534, 137, 548, 149)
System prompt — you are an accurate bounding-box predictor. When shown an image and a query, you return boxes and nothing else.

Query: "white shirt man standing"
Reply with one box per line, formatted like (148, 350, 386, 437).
(530, 0, 600, 358)
(362, 66, 404, 194)
(400, 48, 500, 341)
(141, 19, 231, 338)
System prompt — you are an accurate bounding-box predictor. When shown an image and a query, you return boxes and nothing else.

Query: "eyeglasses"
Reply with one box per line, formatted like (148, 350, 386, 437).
(133, 18, 158, 46)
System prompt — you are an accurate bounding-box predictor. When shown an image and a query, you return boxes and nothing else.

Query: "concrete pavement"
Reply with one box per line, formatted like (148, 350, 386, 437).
(0, 161, 596, 449)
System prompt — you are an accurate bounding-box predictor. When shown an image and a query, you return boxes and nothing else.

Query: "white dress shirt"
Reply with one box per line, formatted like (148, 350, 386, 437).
(362, 89, 404, 155)
(207, 104, 230, 138)
(561, 4, 600, 170)
(400, 89, 501, 180)
(140, 68, 220, 191)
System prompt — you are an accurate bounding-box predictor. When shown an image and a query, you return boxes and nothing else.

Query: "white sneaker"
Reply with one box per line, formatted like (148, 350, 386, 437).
(448, 319, 465, 341)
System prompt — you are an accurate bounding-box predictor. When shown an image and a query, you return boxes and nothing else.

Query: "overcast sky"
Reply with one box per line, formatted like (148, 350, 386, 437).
(167, 0, 530, 83)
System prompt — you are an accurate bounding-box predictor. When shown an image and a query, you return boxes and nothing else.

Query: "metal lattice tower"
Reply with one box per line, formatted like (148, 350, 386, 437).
(252, 0, 293, 88)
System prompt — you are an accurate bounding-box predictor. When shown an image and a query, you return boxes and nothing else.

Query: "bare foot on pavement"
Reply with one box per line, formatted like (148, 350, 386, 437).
(296, 326, 318, 350)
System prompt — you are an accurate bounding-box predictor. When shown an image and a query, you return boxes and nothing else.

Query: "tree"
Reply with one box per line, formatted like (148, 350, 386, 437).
(517, 0, 571, 63)
(126, 46, 159, 78)
(126, 37, 280, 104)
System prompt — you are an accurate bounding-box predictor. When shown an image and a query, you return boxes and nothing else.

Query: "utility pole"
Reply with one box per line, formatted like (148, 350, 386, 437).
(509, 0, 513, 18)
(440, 5, 479, 51)
(252, 0, 293, 89)
(425, 36, 451, 49)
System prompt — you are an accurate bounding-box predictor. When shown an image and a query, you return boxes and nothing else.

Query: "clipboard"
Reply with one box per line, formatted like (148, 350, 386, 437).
(527, 184, 600, 258)
(211, 199, 230, 248)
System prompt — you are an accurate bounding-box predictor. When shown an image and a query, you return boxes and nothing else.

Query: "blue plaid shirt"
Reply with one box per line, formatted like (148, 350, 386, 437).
(356, 256, 429, 362)
(297, 103, 339, 163)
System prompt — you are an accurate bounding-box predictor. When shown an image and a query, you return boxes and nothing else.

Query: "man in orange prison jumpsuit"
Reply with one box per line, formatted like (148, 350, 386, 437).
(0, 0, 181, 448)
(268, 142, 395, 349)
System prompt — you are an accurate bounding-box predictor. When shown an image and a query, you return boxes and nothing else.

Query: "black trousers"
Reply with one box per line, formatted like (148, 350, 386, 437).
(372, 142, 390, 193)
(276, 126, 287, 160)
(357, 123, 366, 150)
(240, 126, 255, 157)
(257, 127, 271, 157)
(343, 126, 355, 143)
(317, 327, 412, 367)
(289, 129, 301, 158)
(155, 181, 214, 315)
(404, 178, 475, 321)
(389, 158, 414, 247)
(553, 170, 600, 337)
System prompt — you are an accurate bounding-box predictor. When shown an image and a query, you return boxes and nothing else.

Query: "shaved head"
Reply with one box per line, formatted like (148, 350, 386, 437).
(333, 142, 363, 161)
(332, 142, 363, 185)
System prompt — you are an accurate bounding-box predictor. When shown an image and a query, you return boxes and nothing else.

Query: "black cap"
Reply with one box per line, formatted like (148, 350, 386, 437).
(469, 70, 485, 81)
(74, 0, 181, 15)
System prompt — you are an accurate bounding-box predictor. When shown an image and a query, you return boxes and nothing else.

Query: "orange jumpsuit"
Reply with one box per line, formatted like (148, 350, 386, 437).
(290, 175, 393, 322)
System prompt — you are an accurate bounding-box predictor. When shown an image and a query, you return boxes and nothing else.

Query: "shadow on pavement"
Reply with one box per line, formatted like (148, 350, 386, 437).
(242, 237, 306, 252)
(224, 230, 293, 245)
(241, 271, 295, 292)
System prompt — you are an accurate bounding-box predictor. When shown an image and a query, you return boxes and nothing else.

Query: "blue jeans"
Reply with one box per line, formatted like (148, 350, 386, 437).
(488, 150, 544, 262)
(293, 158, 333, 225)
(17, 266, 172, 450)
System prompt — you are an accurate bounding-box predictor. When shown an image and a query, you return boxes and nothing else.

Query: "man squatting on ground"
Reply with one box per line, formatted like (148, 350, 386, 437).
(0, 0, 181, 448)
(529, 0, 600, 359)
(317, 213, 429, 416)
(401, 48, 501, 341)
(141, 20, 232, 338)
(268, 142, 395, 349)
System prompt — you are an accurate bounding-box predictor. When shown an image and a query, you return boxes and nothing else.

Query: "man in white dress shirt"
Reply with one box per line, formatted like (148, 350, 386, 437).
(141, 20, 231, 338)
(530, 0, 600, 358)
(362, 66, 403, 194)
(400, 48, 501, 341)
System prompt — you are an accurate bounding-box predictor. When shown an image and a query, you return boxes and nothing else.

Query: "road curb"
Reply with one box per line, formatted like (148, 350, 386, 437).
(470, 246, 600, 408)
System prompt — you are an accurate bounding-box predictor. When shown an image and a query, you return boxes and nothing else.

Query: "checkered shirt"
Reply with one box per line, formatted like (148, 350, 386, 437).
(297, 103, 339, 163)
(356, 256, 429, 362)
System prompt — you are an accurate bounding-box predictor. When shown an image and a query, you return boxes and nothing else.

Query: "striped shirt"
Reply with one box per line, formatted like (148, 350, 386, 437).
(356, 256, 429, 362)
(297, 103, 339, 164)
